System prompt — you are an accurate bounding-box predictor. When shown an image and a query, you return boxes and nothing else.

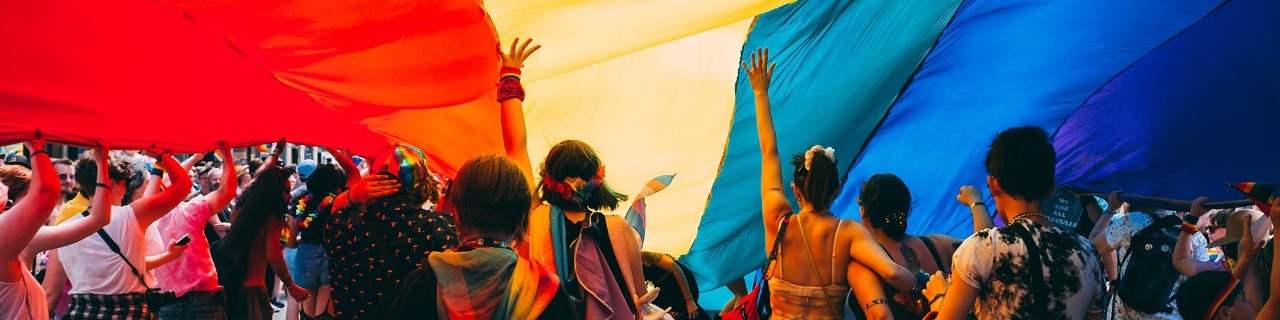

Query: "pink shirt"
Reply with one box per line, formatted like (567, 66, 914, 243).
(151, 195, 221, 296)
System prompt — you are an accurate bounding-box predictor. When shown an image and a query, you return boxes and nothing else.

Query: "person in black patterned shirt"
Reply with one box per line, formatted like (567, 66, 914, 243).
(926, 126, 1106, 320)
(323, 144, 458, 320)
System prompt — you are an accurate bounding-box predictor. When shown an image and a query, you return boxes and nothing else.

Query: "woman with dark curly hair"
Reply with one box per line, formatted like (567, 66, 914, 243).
(212, 165, 308, 320)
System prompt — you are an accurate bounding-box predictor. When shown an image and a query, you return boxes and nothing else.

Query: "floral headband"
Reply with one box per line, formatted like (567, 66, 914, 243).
(804, 145, 836, 170)
(542, 165, 606, 204)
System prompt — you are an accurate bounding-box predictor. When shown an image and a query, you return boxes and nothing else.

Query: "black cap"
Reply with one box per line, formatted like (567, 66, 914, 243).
(4, 154, 29, 169)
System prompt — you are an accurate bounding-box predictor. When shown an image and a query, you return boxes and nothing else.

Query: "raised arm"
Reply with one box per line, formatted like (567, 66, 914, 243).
(257, 138, 285, 177)
(206, 143, 237, 213)
(499, 38, 541, 192)
(26, 143, 115, 253)
(325, 147, 361, 189)
(956, 185, 994, 232)
(744, 48, 793, 239)
(130, 152, 193, 229)
(0, 135, 61, 273)
(1173, 197, 1221, 276)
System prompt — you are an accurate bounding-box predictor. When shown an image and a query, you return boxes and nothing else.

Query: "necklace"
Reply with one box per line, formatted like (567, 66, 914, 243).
(456, 238, 512, 252)
(1012, 211, 1048, 224)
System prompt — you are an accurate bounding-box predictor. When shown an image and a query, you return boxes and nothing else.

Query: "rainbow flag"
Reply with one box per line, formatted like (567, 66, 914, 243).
(1228, 182, 1278, 215)
(625, 174, 675, 242)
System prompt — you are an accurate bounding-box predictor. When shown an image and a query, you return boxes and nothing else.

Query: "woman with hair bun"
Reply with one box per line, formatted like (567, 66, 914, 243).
(851, 174, 993, 319)
(745, 47, 919, 319)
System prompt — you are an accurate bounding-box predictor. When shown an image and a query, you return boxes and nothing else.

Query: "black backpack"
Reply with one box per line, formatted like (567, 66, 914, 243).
(1114, 212, 1183, 314)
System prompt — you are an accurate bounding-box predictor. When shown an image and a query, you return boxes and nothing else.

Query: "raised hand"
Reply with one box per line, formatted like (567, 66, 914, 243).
(24, 129, 45, 155)
(501, 38, 542, 70)
(1190, 196, 1209, 218)
(1239, 217, 1264, 265)
(741, 48, 776, 94)
(1107, 190, 1125, 212)
(94, 139, 111, 165)
(956, 185, 983, 206)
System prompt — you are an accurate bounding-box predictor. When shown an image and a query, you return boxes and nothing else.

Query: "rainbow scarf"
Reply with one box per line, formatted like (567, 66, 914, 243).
(427, 248, 560, 320)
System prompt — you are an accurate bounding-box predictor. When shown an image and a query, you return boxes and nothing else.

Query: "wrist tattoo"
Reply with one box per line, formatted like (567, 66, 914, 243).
(866, 298, 887, 309)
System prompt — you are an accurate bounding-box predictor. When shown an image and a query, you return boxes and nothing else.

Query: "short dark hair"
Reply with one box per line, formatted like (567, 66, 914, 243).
(247, 158, 264, 177)
(75, 151, 132, 197)
(790, 149, 841, 213)
(538, 140, 627, 211)
(859, 173, 911, 239)
(450, 155, 532, 240)
(304, 164, 344, 197)
(984, 126, 1055, 202)
(1175, 271, 1242, 320)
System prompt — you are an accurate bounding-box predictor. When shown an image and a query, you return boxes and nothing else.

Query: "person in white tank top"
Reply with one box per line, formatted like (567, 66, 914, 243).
(0, 137, 113, 320)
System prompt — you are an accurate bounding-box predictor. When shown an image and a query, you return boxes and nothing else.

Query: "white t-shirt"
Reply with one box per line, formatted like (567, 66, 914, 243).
(59, 205, 151, 295)
(0, 269, 48, 320)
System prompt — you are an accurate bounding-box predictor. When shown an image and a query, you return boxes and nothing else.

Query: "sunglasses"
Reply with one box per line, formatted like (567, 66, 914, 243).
(58, 174, 74, 180)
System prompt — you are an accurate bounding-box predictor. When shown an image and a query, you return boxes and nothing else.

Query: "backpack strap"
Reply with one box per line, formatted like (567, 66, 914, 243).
(1006, 223, 1049, 318)
(763, 213, 794, 280)
(81, 209, 152, 291)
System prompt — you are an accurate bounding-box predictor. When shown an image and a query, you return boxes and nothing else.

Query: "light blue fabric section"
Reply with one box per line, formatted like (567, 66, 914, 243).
(836, 0, 1224, 239)
(684, 0, 962, 288)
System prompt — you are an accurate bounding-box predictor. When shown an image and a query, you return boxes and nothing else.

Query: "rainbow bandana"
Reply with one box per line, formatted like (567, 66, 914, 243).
(1228, 182, 1278, 215)
(372, 144, 434, 195)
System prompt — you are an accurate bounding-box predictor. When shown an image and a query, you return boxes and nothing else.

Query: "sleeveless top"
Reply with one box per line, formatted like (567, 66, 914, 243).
(768, 220, 851, 320)
(849, 235, 946, 320)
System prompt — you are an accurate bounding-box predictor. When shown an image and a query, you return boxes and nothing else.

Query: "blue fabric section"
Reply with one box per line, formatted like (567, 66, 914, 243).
(1055, 0, 1280, 210)
(683, 0, 962, 288)
(836, 0, 1224, 239)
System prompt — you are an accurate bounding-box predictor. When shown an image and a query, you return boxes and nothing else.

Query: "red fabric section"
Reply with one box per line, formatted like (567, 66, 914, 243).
(0, 0, 503, 176)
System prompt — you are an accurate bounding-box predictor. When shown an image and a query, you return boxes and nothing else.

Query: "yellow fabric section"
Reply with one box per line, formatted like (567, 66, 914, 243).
(488, 0, 790, 255)
(56, 193, 90, 225)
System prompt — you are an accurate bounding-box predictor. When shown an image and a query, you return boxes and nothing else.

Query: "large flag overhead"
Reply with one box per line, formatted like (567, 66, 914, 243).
(2, 0, 1277, 293)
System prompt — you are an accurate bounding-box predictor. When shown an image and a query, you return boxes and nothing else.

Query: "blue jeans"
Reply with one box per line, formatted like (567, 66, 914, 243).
(157, 291, 226, 320)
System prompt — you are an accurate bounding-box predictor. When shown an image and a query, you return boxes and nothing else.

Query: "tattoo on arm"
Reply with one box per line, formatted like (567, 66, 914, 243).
(866, 298, 887, 309)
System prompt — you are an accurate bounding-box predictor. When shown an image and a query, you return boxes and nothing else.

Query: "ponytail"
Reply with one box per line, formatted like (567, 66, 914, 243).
(791, 145, 841, 213)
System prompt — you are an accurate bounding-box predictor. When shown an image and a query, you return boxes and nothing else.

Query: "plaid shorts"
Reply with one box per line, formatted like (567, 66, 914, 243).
(65, 292, 157, 320)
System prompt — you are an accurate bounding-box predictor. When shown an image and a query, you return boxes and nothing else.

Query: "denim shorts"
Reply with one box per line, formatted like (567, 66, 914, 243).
(285, 243, 330, 290)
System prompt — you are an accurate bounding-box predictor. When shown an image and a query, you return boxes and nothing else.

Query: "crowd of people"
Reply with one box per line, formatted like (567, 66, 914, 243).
(0, 40, 1275, 320)
(738, 47, 1280, 320)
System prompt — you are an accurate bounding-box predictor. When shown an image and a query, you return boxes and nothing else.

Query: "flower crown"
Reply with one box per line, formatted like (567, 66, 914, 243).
(542, 165, 606, 205)
(804, 145, 836, 170)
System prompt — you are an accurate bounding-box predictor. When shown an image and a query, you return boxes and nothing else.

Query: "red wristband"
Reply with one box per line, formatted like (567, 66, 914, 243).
(500, 66, 521, 76)
(1181, 221, 1198, 234)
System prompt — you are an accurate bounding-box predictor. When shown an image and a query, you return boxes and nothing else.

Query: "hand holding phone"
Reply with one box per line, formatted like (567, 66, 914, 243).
(175, 233, 192, 246)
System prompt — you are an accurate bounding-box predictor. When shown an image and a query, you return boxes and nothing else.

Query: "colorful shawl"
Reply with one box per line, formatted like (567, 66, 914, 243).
(428, 248, 560, 320)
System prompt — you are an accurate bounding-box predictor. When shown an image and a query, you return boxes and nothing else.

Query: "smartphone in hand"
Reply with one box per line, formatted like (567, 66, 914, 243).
(175, 233, 192, 246)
